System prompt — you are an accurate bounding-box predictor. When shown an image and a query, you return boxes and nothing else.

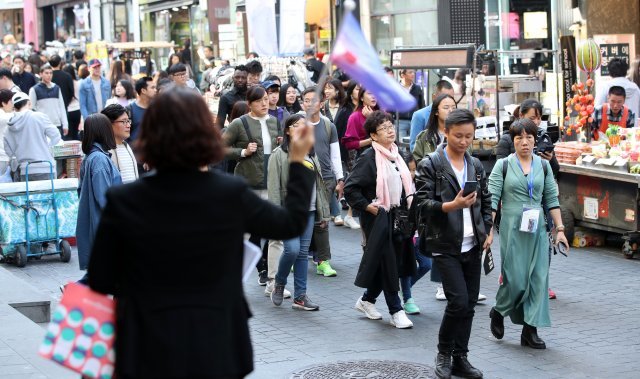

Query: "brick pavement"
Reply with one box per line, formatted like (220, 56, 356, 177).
(2, 222, 640, 378)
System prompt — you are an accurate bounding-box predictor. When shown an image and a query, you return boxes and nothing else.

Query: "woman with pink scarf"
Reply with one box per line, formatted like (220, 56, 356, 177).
(344, 110, 416, 329)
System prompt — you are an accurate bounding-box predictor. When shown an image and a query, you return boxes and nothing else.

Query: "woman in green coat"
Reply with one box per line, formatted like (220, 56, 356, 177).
(487, 119, 569, 349)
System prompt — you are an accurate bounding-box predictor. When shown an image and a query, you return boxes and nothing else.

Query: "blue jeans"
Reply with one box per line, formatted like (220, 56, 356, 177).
(400, 250, 432, 301)
(398, 119, 411, 138)
(324, 176, 341, 217)
(275, 212, 315, 299)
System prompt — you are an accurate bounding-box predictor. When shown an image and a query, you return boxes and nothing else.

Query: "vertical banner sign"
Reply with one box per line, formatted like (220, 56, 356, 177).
(560, 36, 577, 107)
(245, 0, 278, 57)
(279, 0, 306, 56)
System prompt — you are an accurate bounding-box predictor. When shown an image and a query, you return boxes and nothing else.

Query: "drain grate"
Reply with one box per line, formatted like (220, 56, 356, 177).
(289, 359, 436, 378)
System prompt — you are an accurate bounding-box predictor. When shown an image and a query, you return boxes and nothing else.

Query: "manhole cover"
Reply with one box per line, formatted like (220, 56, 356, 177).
(289, 359, 436, 378)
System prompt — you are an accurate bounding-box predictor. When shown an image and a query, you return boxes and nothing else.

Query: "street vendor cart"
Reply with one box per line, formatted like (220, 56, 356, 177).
(556, 139, 640, 258)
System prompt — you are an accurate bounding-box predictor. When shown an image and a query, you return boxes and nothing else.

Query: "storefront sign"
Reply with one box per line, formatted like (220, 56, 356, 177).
(560, 36, 577, 106)
(599, 43, 630, 76)
(278, 0, 305, 56)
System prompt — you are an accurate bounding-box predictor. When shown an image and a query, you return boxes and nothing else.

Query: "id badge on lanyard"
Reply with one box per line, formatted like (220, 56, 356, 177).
(517, 157, 540, 234)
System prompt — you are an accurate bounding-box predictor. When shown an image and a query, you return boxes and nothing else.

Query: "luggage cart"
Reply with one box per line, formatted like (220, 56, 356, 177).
(0, 161, 71, 267)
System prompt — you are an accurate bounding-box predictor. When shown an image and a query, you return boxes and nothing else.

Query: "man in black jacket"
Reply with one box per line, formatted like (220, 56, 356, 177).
(49, 54, 74, 110)
(415, 109, 492, 379)
(216, 65, 248, 129)
(11, 56, 37, 93)
(303, 48, 325, 84)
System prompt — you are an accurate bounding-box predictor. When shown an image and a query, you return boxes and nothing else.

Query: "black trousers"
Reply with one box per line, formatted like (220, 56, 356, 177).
(433, 246, 481, 355)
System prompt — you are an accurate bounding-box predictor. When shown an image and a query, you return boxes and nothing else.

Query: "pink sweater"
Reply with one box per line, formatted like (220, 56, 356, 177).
(342, 109, 367, 150)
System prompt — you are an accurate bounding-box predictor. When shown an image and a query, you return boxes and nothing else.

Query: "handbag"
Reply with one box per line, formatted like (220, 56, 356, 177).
(39, 283, 116, 379)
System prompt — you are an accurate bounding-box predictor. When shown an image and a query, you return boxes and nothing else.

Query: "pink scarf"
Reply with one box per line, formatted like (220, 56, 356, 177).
(371, 141, 415, 211)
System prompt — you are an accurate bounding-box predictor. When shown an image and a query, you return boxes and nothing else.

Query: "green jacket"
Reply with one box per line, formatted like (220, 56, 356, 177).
(412, 129, 438, 164)
(267, 147, 331, 222)
(224, 115, 281, 188)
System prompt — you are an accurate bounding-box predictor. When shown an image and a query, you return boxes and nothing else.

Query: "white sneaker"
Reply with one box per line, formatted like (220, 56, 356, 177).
(344, 215, 361, 229)
(264, 280, 291, 298)
(334, 215, 344, 226)
(478, 293, 487, 302)
(436, 286, 446, 301)
(390, 310, 413, 329)
(355, 297, 382, 320)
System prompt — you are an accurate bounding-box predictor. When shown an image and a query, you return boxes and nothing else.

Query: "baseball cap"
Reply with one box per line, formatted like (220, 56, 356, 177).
(261, 80, 280, 90)
(88, 58, 102, 68)
(12, 92, 29, 105)
(0, 52, 10, 59)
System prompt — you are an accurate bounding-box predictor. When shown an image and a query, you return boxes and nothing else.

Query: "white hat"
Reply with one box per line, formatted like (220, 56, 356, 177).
(12, 92, 29, 105)
(0, 51, 10, 59)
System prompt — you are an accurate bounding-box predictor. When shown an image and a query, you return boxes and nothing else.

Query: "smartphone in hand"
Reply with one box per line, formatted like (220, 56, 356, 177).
(462, 181, 478, 197)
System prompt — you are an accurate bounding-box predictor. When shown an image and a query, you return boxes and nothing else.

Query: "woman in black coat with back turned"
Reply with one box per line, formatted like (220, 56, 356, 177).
(87, 88, 316, 379)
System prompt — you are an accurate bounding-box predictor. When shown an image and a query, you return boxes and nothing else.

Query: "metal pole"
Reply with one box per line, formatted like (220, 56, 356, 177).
(495, 52, 500, 138)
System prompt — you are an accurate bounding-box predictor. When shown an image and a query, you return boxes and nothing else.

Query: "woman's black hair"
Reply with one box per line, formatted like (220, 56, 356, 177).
(165, 53, 184, 72)
(229, 101, 249, 122)
(117, 79, 136, 100)
(513, 99, 542, 119)
(400, 150, 415, 166)
(281, 113, 306, 153)
(425, 94, 456, 144)
(345, 80, 359, 111)
(0, 89, 13, 106)
(357, 86, 380, 111)
(101, 104, 128, 122)
(82, 113, 117, 154)
(363, 110, 393, 135)
(62, 63, 77, 80)
(509, 118, 538, 139)
(246, 85, 267, 104)
(277, 83, 302, 113)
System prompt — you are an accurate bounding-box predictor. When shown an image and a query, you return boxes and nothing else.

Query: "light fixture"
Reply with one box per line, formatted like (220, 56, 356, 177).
(172, 7, 179, 11)
(181, 6, 188, 10)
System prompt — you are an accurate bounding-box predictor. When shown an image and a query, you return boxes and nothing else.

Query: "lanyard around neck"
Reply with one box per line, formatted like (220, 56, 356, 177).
(514, 155, 535, 199)
(443, 148, 466, 189)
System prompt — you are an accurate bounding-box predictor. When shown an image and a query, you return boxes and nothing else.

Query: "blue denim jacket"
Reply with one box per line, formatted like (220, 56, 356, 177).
(76, 143, 122, 270)
(79, 76, 111, 119)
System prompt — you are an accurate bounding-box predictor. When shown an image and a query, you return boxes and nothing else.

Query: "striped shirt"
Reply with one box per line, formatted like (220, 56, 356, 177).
(112, 143, 138, 184)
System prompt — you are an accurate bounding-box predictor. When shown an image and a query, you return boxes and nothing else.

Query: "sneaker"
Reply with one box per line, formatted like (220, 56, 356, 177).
(270, 283, 285, 306)
(344, 215, 361, 229)
(258, 270, 268, 286)
(403, 298, 420, 315)
(264, 280, 291, 298)
(340, 197, 349, 210)
(548, 288, 556, 299)
(292, 294, 320, 311)
(436, 286, 446, 300)
(478, 293, 487, 302)
(354, 297, 382, 320)
(334, 215, 344, 226)
(390, 310, 413, 329)
(316, 261, 337, 277)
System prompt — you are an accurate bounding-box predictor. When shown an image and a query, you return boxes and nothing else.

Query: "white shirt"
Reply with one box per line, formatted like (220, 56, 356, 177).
(249, 114, 272, 154)
(113, 143, 137, 184)
(384, 159, 403, 207)
(92, 78, 103, 112)
(452, 163, 476, 252)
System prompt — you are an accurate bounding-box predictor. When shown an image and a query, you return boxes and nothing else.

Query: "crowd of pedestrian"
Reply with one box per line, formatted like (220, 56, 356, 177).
(0, 45, 583, 379)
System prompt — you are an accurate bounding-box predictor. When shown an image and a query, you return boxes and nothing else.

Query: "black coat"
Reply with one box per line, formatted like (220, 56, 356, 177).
(88, 164, 314, 378)
(52, 69, 75, 108)
(415, 145, 493, 255)
(344, 148, 416, 291)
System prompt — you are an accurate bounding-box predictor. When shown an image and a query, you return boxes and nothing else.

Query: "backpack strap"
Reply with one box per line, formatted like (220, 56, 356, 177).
(240, 115, 254, 141)
(426, 152, 444, 198)
(276, 117, 282, 136)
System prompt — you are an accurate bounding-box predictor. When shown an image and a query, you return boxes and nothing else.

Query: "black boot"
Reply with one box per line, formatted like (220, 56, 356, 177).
(521, 323, 546, 349)
(452, 354, 483, 379)
(489, 307, 504, 340)
(434, 352, 452, 379)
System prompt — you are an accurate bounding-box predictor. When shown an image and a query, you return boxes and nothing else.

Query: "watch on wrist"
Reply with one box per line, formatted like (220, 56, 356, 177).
(556, 225, 565, 232)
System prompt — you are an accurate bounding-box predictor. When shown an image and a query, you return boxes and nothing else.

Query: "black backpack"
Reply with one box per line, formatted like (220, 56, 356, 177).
(494, 157, 549, 233)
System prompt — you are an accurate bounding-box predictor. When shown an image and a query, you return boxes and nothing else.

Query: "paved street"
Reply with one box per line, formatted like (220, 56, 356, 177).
(2, 221, 640, 378)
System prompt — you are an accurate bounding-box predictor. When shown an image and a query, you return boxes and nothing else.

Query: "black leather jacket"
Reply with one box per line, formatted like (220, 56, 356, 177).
(415, 145, 493, 255)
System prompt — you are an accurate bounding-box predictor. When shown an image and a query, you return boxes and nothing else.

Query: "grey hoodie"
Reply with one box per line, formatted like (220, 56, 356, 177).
(4, 110, 61, 176)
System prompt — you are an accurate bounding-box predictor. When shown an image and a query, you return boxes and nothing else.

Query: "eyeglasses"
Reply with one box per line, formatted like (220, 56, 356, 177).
(114, 119, 131, 125)
(302, 98, 319, 105)
(376, 124, 394, 132)
(172, 72, 187, 78)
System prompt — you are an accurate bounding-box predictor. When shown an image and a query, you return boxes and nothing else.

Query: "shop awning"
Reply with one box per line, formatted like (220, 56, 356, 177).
(139, 0, 197, 14)
(0, 0, 22, 10)
(104, 41, 175, 50)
